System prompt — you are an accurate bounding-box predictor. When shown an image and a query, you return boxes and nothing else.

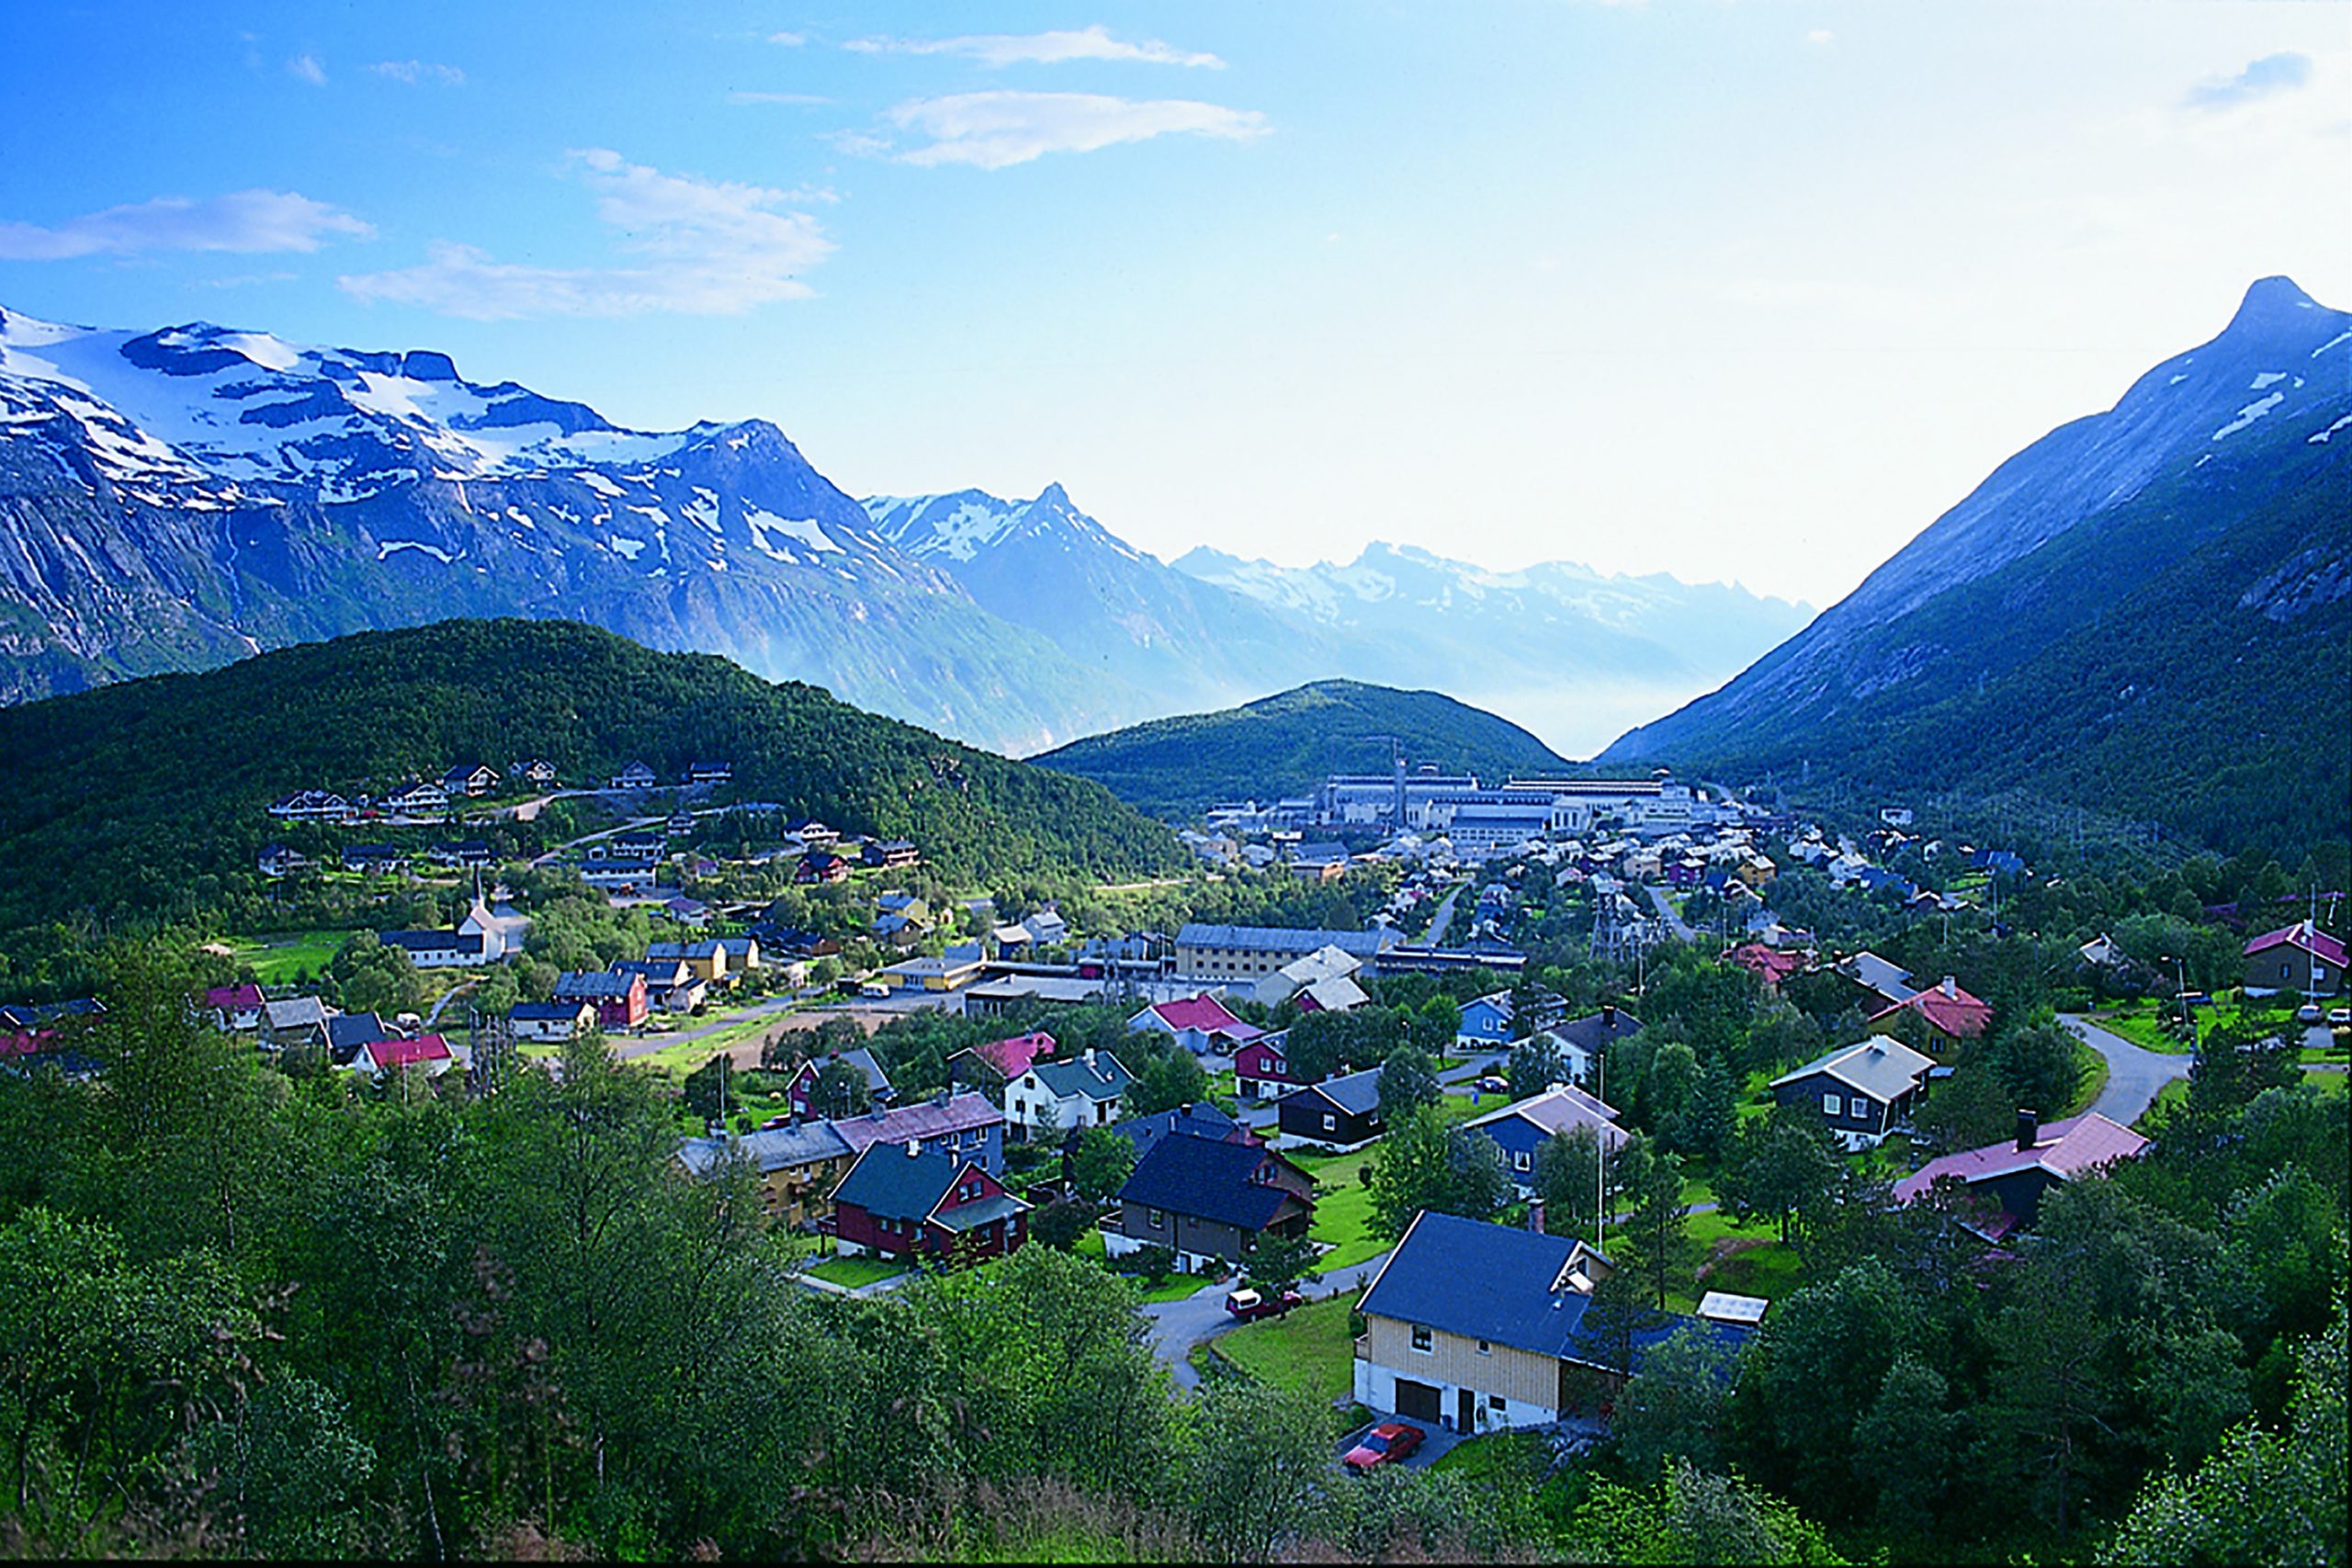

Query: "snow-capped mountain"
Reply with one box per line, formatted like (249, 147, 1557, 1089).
(1601, 276, 2350, 856)
(0, 306, 1137, 751)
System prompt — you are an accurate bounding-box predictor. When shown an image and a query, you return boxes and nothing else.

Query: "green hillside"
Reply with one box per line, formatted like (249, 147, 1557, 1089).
(1031, 679, 1577, 820)
(0, 618, 1182, 931)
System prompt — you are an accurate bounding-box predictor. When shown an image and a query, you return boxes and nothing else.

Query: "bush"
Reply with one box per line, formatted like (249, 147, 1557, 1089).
(1131, 1243, 1179, 1284)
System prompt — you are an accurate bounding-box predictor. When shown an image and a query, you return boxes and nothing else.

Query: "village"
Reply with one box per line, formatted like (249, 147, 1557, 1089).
(7, 748, 2346, 1510)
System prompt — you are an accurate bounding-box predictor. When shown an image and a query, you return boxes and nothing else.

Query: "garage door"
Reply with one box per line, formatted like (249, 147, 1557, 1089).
(1395, 1379, 1441, 1423)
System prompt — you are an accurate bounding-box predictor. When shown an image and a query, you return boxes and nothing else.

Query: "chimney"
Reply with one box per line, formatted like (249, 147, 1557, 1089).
(1600, 1004, 1616, 1029)
(1941, 976, 1957, 998)
(1528, 1198, 1546, 1235)
(1083, 1047, 1097, 1070)
(1178, 1101, 1194, 1119)
(2015, 1109, 2039, 1152)
(905, 1139, 922, 1157)
(933, 1088, 950, 1109)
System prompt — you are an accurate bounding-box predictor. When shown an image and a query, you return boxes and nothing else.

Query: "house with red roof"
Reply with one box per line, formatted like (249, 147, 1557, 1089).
(1867, 976, 1992, 1047)
(2243, 920, 2346, 998)
(1894, 1110, 2148, 1238)
(1127, 993, 1263, 1055)
(1726, 943, 1805, 990)
(947, 1029, 1058, 1089)
(364, 1033, 454, 1078)
(204, 983, 266, 1032)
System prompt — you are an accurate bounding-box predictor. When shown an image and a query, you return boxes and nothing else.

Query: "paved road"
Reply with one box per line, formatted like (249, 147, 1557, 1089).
(1420, 882, 1465, 949)
(2060, 1015, 2195, 1126)
(1645, 884, 1698, 942)
(1145, 1249, 1394, 1391)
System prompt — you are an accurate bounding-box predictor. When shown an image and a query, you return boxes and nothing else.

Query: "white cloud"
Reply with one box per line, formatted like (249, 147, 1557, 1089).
(287, 52, 326, 85)
(338, 150, 833, 320)
(0, 189, 373, 261)
(847, 25, 1222, 69)
(880, 91, 1268, 170)
(370, 59, 466, 86)
(768, 31, 807, 47)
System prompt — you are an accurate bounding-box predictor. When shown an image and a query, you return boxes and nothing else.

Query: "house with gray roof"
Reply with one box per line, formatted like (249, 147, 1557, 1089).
(1106, 1133, 1316, 1273)
(1104, 1102, 1256, 1164)
(675, 1120, 854, 1231)
(1770, 1035, 1935, 1148)
(260, 995, 335, 1053)
(1276, 1066, 1386, 1150)
(1003, 1047, 1134, 1138)
(1353, 1210, 1750, 1433)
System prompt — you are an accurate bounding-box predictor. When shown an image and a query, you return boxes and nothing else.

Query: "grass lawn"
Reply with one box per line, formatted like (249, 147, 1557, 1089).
(1209, 1295, 1360, 1404)
(1293, 1148, 1388, 1270)
(2303, 1067, 2349, 1097)
(2067, 1037, 2109, 1118)
(2138, 1078, 2190, 1127)
(807, 1255, 910, 1288)
(2088, 1001, 2194, 1054)
(228, 929, 346, 985)
(1070, 1226, 1218, 1302)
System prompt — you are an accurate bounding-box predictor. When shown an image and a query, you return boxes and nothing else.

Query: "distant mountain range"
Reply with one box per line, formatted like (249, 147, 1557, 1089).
(1603, 276, 2352, 859)
(1032, 678, 1578, 820)
(0, 300, 1807, 755)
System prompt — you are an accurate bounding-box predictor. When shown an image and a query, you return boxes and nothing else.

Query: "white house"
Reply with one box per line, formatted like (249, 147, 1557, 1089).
(1004, 1048, 1134, 1137)
(377, 898, 508, 970)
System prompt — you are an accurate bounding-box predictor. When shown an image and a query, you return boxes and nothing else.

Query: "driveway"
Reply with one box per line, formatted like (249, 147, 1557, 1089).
(1144, 1248, 1394, 1391)
(2059, 1015, 2195, 1126)
(1335, 1416, 1463, 1472)
(1420, 883, 1465, 948)
(1645, 884, 1697, 942)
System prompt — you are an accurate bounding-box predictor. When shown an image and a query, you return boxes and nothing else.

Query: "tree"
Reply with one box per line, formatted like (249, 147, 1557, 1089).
(1909, 1059, 2015, 1154)
(1069, 1127, 1136, 1205)
(1366, 1104, 1511, 1238)
(1126, 1049, 1211, 1118)
(1534, 1124, 1606, 1244)
(1614, 1135, 1692, 1308)
(1849, 1352, 1961, 1533)
(809, 1057, 872, 1120)
(1719, 1108, 1839, 1244)
(1027, 1197, 1094, 1252)
(1612, 1322, 1738, 1480)
(1989, 1021, 2083, 1121)
(682, 1053, 736, 1123)
(1738, 1258, 1928, 1519)
(1129, 1244, 1179, 1285)
(1572, 1461, 1849, 1566)
(1670, 1056, 1737, 1163)
(1184, 1381, 1338, 1561)
(330, 930, 424, 1018)
(1244, 1233, 1322, 1295)
(1377, 1044, 1442, 1120)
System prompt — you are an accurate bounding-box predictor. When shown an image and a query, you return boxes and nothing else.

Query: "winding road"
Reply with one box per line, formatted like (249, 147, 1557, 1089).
(2058, 1015, 2195, 1126)
(1145, 1249, 1396, 1391)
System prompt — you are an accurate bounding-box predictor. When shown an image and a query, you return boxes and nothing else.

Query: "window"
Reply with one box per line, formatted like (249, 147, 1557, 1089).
(1410, 1325, 1433, 1353)
(1514, 1150, 1532, 1171)
(1322, 1113, 1337, 1131)
(1148, 1208, 1164, 1228)
(1822, 1091, 1840, 1117)
(1489, 1393, 1507, 1412)
(1477, 1338, 1492, 1356)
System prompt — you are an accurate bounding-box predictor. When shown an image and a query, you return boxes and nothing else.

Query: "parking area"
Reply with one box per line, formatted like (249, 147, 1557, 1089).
(1333, 1416, 1463, 1473)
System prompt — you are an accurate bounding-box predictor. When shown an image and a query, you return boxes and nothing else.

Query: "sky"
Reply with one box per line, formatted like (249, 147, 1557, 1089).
(1, 0, 2346, 608)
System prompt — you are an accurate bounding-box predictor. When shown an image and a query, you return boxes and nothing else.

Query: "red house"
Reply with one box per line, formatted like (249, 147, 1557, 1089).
(553, 969, 648, 1031)
(2243, 920, 2346, 997)
(796, 852, 851, 885)
(1867, 976, 1993, 1045)
(827, 1141, 1029, 1264)
(1726, 943, 1805, 990)
(948, 1029, 1057, 1088)
(1234, 1032, 1300, 1100)
(203, 983, 266, 1032)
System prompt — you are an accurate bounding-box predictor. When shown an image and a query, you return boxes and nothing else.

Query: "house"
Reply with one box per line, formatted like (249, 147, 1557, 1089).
(1353, 1210, 1746, 1432)
(1277, 1066, 1385, 1150)
(647, 941, 729, 986)
(379, 897, 508, 970)
(552, 970, 648, 1031)
(580, 859, 661, 894)
(610, 761, 660, 790)
(1832, 951, 1917, 1009)
(512, 758, 561, 788)
(876, 954, 989, 992)
(1455, 991, 1515, 1050)
(1894, 1111, 2150, 1238)
(2243, 920, 2346, 998)
(947, 1030, 1057, 1089)
(612, 958, 704, 1013)
(1465, 1086, 1628, 1193)
(862, 839, 922, 870)
(1175, 923, 1392, 982)
(828, 1141, 1029, 1263)
(1105, 1134, 1316, 1273)
(831, 1091, 1006, 1177)
(1868, 977, 1993, 1046)
(266, 789, 355, 824)
(324, 1012, 390, 1068)
(1727, 943, 1806, 989)
(611, 829, 668, 859)
(1234, 1030, 1302, 1100)
(688, 761, 733, 784)
(1510, 1006, 1644, 1088)
(382, 781, 451, 818)
(1005, 1048, 1133, 1137)
(714, 935, 763, 974)
(676, 1119, 854, 1230)
(342, 842, 406, 873)
(364, 1033, 454, 1078)
(795, 852, 851, 886)
(789, 818, 840, 849)
(786, 1047, 895, 1118)
(1769, 1035, 1936, 1149)
(1128, 993, 1263, 1055)
(663, 897, 713, 930)
(204, 983, 266, 1032)
(508, 1000, 598, 1043)
(440, 763, 500, 798)
(1106, 1101, 1259, 1164)
(259, 996, 334, 1053)
(256, 843, 311, 878)
(1253, 944, 1370, 1011)
(427, 840, 494, 867)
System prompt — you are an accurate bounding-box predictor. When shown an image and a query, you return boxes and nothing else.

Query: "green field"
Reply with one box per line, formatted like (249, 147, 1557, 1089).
(1294, 1148, 1386, 1269)
(1208, 1294, 1360, 1404)
(2067, 1037, 2109, 1118)
(228, 929, 346, 984)
(807, 1255, 909, 1289)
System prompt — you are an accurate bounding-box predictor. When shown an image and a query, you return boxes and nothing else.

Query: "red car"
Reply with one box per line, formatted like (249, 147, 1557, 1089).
(1341, 1421, 1425, 1472)
(1224, 1288, 1306, 1323)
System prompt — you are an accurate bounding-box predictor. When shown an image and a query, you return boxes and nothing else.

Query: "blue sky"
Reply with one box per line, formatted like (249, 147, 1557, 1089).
(2, 1, 2345, 604)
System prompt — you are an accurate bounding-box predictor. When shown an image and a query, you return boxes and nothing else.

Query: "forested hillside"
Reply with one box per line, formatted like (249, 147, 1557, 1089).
(1033, 679, 1579, 820)
(0, 618, 1181, 931)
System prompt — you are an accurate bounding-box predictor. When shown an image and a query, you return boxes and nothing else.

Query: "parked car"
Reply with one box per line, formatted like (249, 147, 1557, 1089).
(1224, 1287, 1306, 1323)
(2297, 1003, 2324, 1023)
(1341, 1421, 1425, 1472)
(1476, 1074, 1510, 1093)
(2328, 1008, 2350, 1027)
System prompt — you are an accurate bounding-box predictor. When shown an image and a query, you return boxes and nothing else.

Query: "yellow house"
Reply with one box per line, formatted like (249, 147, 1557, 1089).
(675, 1120, 854, 1231)
(649, 940, 729, 986)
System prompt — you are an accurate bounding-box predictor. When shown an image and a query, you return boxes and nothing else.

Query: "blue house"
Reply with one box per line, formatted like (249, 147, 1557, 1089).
(1455, 990, 1515, 1049)
(1464, 1086, 1628, 1193)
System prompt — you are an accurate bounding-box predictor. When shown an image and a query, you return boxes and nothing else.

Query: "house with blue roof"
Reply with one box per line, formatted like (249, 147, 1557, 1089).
(1353, 1209, 1753, 1434)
